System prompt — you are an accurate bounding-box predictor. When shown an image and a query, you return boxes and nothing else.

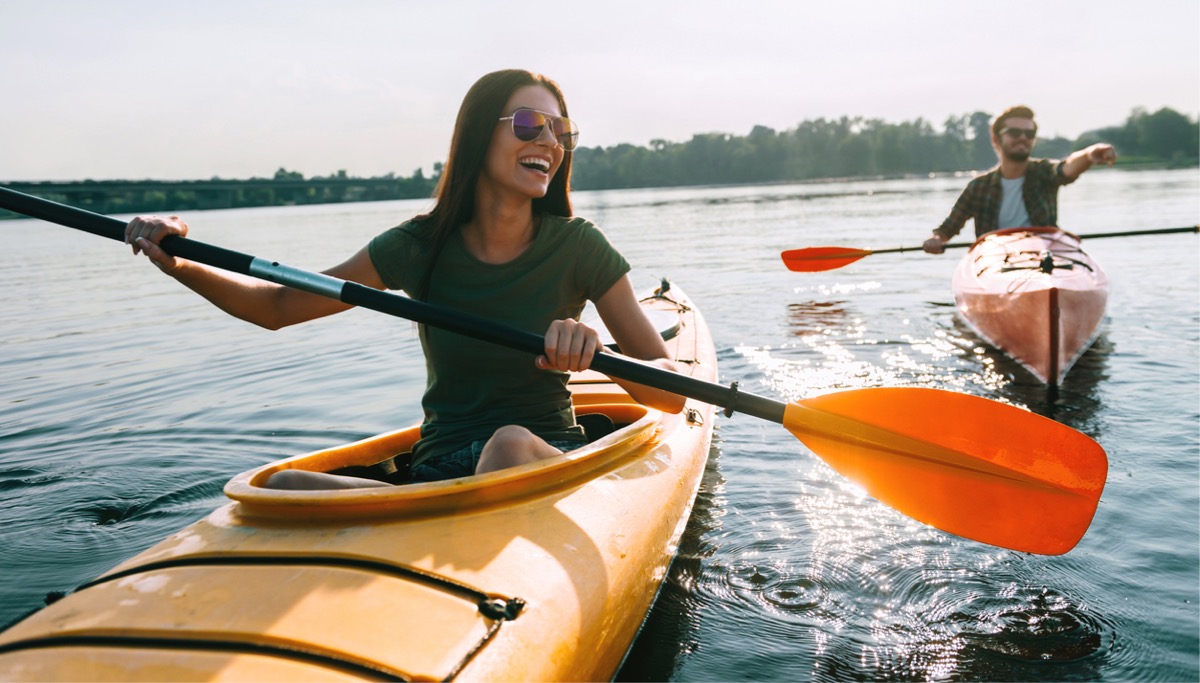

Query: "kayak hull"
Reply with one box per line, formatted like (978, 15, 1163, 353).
(0, 283, 717, 682)
(952, 227, 1108, 386)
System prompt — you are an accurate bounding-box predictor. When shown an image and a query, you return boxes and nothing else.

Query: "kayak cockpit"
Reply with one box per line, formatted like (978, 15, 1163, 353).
(224, 401, 661, 521)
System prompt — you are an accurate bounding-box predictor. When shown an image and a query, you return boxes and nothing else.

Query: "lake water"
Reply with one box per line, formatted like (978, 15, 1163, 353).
(1, 169, 1197, 681)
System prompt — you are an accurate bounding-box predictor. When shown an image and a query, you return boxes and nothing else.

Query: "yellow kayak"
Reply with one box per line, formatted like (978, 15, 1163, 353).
(0, 282, 717, 682)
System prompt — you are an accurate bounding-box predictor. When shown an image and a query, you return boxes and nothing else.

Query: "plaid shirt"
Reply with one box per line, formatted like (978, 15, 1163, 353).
(935, 159, 1076, 240)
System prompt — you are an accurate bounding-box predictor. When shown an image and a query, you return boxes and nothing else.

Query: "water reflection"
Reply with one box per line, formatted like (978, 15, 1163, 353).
(697, 298, 1119, 681)
(715, 415, 1115, 681)
(786, 300, 853, 336)
(949, 315, 1112, 427)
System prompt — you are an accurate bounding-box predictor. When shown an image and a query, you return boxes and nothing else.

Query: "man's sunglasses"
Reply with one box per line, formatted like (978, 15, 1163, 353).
(1000, 127, 1037, 140)
(499, 108, 580, 151)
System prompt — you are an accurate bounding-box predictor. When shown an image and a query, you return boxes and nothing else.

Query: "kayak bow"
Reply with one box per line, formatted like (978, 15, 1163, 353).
(952, 227, 1109, 386)
(0, 285, 718, 681)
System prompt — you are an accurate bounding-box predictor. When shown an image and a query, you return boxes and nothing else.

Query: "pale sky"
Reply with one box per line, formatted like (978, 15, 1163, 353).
(2, 0, 1197, 182)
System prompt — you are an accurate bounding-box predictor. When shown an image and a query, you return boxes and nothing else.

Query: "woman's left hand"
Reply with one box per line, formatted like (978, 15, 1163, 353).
(537, 318, 602, 372)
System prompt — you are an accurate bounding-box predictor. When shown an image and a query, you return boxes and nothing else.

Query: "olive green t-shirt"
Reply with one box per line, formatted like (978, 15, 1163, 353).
(368, 214, 630, 468)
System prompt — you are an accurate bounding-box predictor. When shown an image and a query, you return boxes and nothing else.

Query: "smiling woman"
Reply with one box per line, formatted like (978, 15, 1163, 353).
(121, 68, 688, 487)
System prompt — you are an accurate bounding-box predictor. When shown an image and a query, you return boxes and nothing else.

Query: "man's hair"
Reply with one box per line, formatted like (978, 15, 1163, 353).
(992, 105, 1036, 137)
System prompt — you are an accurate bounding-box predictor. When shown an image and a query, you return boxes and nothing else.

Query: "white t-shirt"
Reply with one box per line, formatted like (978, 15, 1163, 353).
(998, 176, 1030, 229)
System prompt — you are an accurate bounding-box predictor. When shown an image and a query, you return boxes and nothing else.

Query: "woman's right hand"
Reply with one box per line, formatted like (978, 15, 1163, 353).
(125, 215, 189, 273)
(537, 318, 602, 373)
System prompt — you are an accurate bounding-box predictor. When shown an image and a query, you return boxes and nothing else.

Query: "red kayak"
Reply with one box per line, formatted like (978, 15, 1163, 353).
(952, 227, 1109, 386)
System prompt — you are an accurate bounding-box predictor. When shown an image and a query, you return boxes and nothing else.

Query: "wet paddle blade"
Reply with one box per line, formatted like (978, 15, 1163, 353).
(784, 387, 1107, 554)
(780, 247, 873, 272)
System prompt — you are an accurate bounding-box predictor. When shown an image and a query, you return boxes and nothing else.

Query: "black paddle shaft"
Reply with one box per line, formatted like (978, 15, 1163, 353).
(885, 225, 1199, 255)
(0, 186, 787, 424)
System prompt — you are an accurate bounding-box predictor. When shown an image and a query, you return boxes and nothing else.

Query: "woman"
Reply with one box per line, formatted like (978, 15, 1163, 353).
(124, 69, 685, 488)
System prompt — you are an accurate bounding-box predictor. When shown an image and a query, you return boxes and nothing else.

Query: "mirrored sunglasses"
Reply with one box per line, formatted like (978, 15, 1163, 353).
(499, 108, 579, 151)
(1000, 127, 1037, 140)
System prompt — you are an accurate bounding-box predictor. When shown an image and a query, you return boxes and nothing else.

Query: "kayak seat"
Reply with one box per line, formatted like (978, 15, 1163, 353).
(329, 453, 412, 485)
(577, 412, 616, 442)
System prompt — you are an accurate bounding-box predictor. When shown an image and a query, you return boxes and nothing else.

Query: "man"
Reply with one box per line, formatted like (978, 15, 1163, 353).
(923, 105, 1117, 253)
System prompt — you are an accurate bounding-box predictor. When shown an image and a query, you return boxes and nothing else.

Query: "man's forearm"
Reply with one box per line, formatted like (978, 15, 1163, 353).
(1062, 143, 1117, 180)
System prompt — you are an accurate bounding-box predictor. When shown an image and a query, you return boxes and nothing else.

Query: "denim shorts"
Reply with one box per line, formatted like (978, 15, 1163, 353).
(410, 438, 582, 483)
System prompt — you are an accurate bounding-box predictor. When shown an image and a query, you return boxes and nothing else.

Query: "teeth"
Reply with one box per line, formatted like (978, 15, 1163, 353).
(520, 157, 550, 172)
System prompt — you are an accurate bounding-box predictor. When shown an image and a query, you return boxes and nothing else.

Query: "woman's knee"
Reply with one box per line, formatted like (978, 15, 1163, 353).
(264, 469, 391, 490)
(487, 425, 538, 451)
(477, 426, 557, 473)
(265, 470, 314, 489)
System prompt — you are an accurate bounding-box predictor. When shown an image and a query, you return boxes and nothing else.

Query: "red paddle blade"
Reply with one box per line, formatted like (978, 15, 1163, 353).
(783, 387, 1107, 555)
(780, 247, 873, 272)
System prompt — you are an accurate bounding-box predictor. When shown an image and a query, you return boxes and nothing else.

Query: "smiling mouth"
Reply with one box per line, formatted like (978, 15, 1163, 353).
(519, 157, 550, 173)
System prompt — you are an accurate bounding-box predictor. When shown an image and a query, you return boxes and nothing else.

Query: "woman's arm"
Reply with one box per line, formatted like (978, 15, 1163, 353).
(126, 215, 387, 330)
(589, 276, 687, 414)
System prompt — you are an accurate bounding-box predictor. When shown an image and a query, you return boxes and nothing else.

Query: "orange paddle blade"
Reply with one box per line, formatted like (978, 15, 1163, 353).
(784, 388, 1107, 554)
(780, 247, 873, 272)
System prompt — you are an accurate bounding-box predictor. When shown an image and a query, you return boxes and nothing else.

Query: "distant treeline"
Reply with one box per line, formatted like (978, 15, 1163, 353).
(2, 107, 1194, 219)
(0, 169, 440, 219)
(571, 106, 1198, 189)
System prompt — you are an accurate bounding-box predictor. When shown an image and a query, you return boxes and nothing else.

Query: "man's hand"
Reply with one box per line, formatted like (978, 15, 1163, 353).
(1063, 142, 1117, 179)
(1086, 143, 1117, 167)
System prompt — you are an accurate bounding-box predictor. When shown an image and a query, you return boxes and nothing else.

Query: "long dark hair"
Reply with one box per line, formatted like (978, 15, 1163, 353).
(414, 69, 575, 300)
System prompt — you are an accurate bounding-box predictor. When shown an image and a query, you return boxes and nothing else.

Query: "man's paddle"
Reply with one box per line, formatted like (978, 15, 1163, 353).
(782, 225, 1200, 272)
(0, 186, 1107, 555)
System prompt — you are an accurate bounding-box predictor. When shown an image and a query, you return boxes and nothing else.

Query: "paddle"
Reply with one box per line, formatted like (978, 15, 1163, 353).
(782, 225, 1200, 272)
(0, 186, 1107, 555)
